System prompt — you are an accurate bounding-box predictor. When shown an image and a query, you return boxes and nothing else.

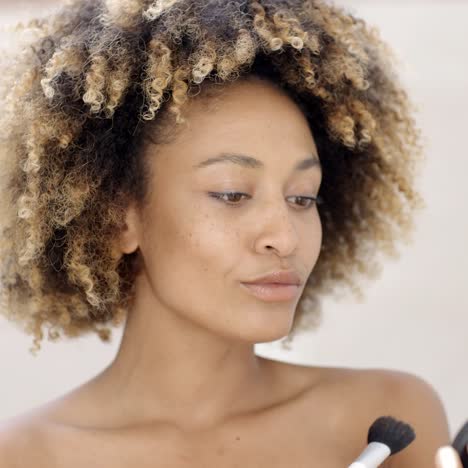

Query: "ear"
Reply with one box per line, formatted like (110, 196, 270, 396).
(114, 202, 141, 256)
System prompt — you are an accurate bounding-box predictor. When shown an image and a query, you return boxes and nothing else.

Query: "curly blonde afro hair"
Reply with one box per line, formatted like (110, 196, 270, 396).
(0, 0, 425, 354)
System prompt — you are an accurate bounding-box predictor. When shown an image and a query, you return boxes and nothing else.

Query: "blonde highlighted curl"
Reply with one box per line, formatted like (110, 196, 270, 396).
(0, 0, 425, 354)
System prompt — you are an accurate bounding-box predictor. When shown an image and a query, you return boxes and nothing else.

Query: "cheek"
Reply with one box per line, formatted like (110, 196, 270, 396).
(298, 210, 322, 271)
(311, 210, 322, 247)
(311, 211, 323, 259)
(141, 202, 248, 334)
(184, 213, 242, 287)
(142, 198, 241, 297)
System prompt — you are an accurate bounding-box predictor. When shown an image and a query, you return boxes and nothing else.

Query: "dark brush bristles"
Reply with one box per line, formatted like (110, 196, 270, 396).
(452, 420, 468, 468)
(453, 420, 468, 454)
(368, 416, 416, 455)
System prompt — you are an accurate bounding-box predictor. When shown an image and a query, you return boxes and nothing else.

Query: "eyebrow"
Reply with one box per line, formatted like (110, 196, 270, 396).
(193, 152, 322, 172)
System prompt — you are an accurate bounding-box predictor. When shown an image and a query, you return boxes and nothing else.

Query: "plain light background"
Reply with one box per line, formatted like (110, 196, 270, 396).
(0, 0, 467, 438)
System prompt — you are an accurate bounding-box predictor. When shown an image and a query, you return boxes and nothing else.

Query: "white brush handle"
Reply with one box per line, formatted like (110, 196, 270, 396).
(348, 441, 392, 468)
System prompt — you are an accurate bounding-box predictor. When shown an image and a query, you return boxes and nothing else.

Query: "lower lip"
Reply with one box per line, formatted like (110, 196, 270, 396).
(240, 283, 301, 302)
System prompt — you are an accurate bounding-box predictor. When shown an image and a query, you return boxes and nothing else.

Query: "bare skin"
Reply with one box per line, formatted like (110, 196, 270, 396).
(0, 76, 452, 467)
(0, 363, 453, 468)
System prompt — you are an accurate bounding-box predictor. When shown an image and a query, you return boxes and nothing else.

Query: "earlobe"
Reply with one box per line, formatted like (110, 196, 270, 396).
(117, 204, 141, 255)
(119, 231, 139, 255)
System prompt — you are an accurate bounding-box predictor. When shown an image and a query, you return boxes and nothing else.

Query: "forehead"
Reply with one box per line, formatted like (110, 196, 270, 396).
(188, 75, 297, 114)
(185, 79, 313, 141)
(144, 77, 318, 172)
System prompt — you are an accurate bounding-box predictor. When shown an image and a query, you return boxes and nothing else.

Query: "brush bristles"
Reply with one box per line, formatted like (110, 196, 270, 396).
(368, 416, 416, 455)
(452, 420, 468, 468)
(453, 420, 468, 454)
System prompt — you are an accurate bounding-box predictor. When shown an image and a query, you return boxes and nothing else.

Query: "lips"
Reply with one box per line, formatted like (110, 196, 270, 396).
(240, 270, 302, 302)
(240, 282, 301, 302)
(242, 270, 302, 286)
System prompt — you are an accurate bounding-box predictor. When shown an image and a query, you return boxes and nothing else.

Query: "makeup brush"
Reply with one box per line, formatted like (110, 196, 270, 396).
(348, 416, 416, 468)
(436, 446, 463, 468)
(452, 420, 468, 468)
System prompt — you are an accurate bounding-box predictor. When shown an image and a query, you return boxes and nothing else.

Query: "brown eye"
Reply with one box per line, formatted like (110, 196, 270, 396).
(294, 194, 324, 209)
(209, 192, 323, 209)
(288, 196, 317, 208)
(209, 192, 250, 204)
(297, 197, 314, 208)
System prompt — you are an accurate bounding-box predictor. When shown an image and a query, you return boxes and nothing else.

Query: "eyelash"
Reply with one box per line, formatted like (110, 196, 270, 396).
(208, 192, 323, 209)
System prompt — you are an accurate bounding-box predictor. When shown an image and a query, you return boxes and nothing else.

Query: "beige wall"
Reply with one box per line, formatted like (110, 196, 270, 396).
(1, 0, 467, 437)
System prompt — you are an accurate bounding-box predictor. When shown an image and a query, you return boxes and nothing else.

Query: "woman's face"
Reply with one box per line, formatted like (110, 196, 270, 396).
(124, 76, 323, 344)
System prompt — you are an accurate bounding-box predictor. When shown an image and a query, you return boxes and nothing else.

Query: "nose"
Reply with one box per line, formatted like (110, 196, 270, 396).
(252, 198, 299, 257)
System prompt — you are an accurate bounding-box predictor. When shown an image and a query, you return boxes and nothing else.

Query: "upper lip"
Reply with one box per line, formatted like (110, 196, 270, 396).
(242, 270, 302, 285)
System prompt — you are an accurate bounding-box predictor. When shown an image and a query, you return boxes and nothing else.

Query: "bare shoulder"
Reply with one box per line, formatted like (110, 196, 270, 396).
(319, 365, 448, 405)
(355, 368, 450, 468)
(300, 365, 451, 468)
(339, 367, 450, 434)
(0, 406, 62, 468)
(0, 376, 106, 467)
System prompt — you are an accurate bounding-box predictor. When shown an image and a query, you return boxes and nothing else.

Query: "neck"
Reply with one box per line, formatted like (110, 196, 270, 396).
(96, 273, 274, 432)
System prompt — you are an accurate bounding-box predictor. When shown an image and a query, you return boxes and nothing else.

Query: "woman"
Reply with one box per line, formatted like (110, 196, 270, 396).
(0, 0, 457, 466)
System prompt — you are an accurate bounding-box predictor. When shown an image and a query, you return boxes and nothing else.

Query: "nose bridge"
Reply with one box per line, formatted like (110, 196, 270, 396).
(264, 193, 292, 226)
(254, 191, 299, 255)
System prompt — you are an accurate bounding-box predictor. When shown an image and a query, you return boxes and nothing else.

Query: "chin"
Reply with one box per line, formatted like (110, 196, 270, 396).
(236, 316, 294, 343)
